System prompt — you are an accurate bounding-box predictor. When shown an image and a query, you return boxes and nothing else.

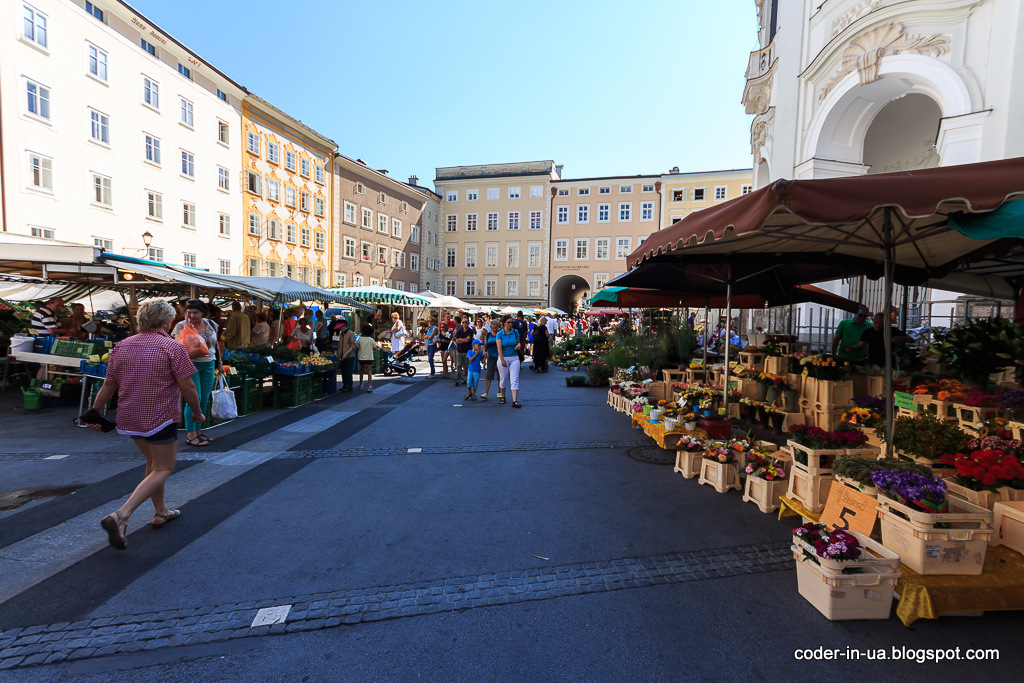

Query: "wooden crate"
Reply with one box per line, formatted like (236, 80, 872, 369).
(743, 476, 787, 514)
(786, 467, 833, 513)
(674, 449, 702, 479)
(953, 404, 1002, 430)
(923, 398, 957, 421)
(738, 351, 766, 372)
(813, 379, 854, 408)
(789, 441, 844, 476)
(763, 356, 785, 375)
(810, 407, 845, 431)
(698, 459, 742, 493)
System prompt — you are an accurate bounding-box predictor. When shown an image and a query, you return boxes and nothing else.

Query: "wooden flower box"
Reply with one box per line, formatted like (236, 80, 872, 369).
(763, 356, 785, 375)
(953, 403, 1002, 431)
(944, 480, 1002, 510)
(845, 446, 881, 459)
(835, 474, 878, 498)
(674, 449, 703, 479)
(786, 467, 833, 513)
(999, 486, 1024, 502)
(810, 406, 845, 431)
(792, 534, 901, 621)
(1009, 421, 1024, 442)
(698, 459, 741, 493)
(876, 496, 994, 575)
(923, 398, 957, 421)
(743, 475, 787, 513)
(894, 450, 954, 474)
(738, 351, 766, 372)
(992, 501, 1024, 556)
(788, 441, 844, 476)
(812, 379, 854, 409)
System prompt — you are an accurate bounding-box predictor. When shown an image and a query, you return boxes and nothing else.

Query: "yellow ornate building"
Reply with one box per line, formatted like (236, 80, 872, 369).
(240, 95, 336, 287)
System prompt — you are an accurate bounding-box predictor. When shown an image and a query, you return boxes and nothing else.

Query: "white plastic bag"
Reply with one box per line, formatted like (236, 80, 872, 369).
(210, 374, 238, 420)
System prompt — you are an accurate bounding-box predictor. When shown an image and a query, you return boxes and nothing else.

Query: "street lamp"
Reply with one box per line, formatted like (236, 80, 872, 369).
(141, 231, 153, 248)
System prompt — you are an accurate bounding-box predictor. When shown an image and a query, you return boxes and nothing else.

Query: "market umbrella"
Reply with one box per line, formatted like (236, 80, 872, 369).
(330, 285, 432, 307)
(590, 285, 860, 311)
(622, 157, 1024, 451)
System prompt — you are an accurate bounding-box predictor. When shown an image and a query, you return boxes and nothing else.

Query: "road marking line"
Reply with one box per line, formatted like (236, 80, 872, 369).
(453, 404, 462, 407)
(407, 448, 422, 453)
(44, 454, 70, 460)
(251, 604, 291, 627)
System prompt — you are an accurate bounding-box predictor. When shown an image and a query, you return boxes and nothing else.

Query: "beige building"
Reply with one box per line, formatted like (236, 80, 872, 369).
(549, 175, 662, 313)
(660, 168, 753, 228)
(434, 161, 560, 307)
(333, 156, 432, 292)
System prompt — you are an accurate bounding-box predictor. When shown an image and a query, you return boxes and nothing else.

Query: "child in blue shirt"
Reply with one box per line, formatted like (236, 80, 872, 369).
(465, 340, 483, 401)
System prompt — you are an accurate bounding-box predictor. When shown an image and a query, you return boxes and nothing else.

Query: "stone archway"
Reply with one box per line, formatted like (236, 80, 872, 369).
(550, 274, 591, 316)
(863, 93, 941, 174)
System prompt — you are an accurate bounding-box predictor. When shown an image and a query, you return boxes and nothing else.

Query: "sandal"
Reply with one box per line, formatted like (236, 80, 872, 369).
(499, 397, 506, 405)
(197, 434, 214, 444)
(151, 509, 180, 529)
(187, 436, 208, 447)
(464, 393, 472, 401)
(512, 401, 522, 408)
(100, 511, 128, 550)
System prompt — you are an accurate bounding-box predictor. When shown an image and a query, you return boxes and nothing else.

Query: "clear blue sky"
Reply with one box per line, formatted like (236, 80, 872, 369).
(131, 0, 758, 183)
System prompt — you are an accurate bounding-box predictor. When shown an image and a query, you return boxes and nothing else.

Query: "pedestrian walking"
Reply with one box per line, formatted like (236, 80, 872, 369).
(480, 320, 501, 401)
(438, 322, 452, 379)
(425, 317, 440, 377)
(224, 302, 251, 350)
(89, 301, 204, 550)
(356, 324, 376, 392)
(336, 319, 356, 391)
(464, 340, 483, 401)
(453, 317, 473, 386)
(512, 311, 529, 364)
(389, 312, 407, 355)
(532, 316, 551, 372)
(496, 315, 523, 408)
(171, 300, 221, 448)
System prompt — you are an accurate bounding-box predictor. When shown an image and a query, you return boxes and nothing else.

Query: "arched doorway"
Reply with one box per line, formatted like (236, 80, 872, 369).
(863, 93, 941, 174)
(550, 274, 591, 316)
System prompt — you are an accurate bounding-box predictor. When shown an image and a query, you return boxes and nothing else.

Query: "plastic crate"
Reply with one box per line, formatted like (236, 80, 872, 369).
(322, 371, 338, 395)
(233, 377, 264, 415)
(51, 339, 93, 358)
(877, 496, 994, 575)
(793, 547, 900, 621)
(33, 336, 55, 353)
(273, 373, 313, 407)
(310, 376, 324, 399)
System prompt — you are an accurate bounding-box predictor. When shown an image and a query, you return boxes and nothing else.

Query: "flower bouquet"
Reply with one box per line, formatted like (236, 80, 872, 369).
(682, 411, 697, 431)
(799, 354, 852, 381)
(702, 443, 736, 463)
(793, 523, 863, 573)
(745, 447, 786, 481)
(742, 444, 788, 513)
(939, 449, 1024, 508)
(885, 414, 969, 464)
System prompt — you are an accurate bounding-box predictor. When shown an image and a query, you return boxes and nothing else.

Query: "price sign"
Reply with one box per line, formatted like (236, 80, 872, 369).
(819, 483, 878, 536)
(894, 392, 916, 410)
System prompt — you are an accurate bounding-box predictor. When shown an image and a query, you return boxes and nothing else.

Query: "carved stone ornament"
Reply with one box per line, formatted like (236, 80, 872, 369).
(832, 0, 885, 37)
(750, 108, 774, 164)
(818, 22, 950, 102)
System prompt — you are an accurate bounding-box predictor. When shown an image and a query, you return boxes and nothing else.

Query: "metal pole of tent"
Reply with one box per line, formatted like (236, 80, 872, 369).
(899, 284, 909, 328)
(702, 297, 709, 381)
(723, 282, 733, 415)
(788, 302, 794, 338)
(883, 208, 895, 458)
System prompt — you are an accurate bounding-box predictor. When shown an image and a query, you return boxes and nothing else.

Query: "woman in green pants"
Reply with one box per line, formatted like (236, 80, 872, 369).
(172, 300, 222, 447)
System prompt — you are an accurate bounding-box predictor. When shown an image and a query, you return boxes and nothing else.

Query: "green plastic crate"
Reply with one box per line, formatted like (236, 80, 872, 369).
(233, 376, 264, 415)
(273, 373, 313, 407)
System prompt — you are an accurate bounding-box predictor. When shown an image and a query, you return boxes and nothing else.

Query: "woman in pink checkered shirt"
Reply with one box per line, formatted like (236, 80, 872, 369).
(88, 301, 205, 550)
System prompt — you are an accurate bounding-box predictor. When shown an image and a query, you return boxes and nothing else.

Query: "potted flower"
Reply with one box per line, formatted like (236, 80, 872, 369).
(565, 374, 588, 388)
(663, 406, 680, 431)
(939, 449, 1024, 509)
(674, 435, 705, 478)
(792, 523, 864, 573)
(886, 414, 970, 468)
(831, 455, 932, 498)
(932, 317, 1023, 387)
(699, 440, 742, 493)
(995, 387, 1024, 421)
(682, 411, 697, 432)
(788, 424, 868, 473)
(742, 446, 788, 513)
(650, 399, 668, 422)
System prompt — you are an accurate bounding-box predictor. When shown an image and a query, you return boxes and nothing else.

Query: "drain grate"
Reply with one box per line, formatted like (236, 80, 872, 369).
(627, 446, 676, 466)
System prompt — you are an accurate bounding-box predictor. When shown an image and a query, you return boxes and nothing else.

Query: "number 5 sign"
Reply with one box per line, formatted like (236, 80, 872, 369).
(819, 483, 878, 536)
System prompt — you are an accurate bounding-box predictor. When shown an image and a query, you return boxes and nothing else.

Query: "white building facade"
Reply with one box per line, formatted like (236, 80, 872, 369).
(744, 0, 1023, 327)
(2, 0, 246, 273)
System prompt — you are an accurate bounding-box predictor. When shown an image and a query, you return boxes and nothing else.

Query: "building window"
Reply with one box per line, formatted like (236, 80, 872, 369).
(301, 226, 311, 248)
(530, 186, 543, 198)
(594, 273, 609, 290)
(25, 79, 50, 120)
(360, 241, 371, 261)
(616, 237, 631, 259)
(89, 109, 109, 144)
(266, 141, 279, 164)
(642, 184, 655, 193)
(377, 245, 388, 264)
(670, 215, 683, 224)
(508, 211, 520, 230)
(91, 173, 112, 206)
(246, 171, 262, 195)
(487, 188, 499, 200)
(466, 213, 478, 231)
(247, 131, 260, 155)
(574, 238, 589, 260)
(285, 150, 296, 172)
(465, 279, 477, 296)
(27, 152, 53, 191)
(714, 186, 727, 200)
(141, 76, 160, 110)
(28, 226, 53, 240)
(641, 201, 654, 221)
(378, 213, 388, 234)
(446, 214, 457, 232)
(315, 231, 325, 251)
(392, 218, 402, 238)
(485, 244, 497, 268)
(465, 244, 477, 268)
(315, 196, 325, 217)
(554, 239, 568, 261)
(355, 181, 365, 195)
(94, 236, 113, 250)
(445, 246, 457, 269)
(180, 150, 195, 178)
(344, 236, 356, 259)
(362, 207, 373, 229)
(315, 268, 325, 287)
(315, 164, 325, 184)
(267, 178, 280, 202)
(177, 63, 191, 80)
(354, 274, 364, 287)
(618, 202, 631, 221)
(85, 1, 104, 20)
(445, 279, 456, 296)
(264, 218, 279, 240)
(219, 213, 230, 236)
(299, 158, 310, 178)
(528, 243, 541, 269)
(218, 121, 229, 145)
(267, 261, 280, 277)
(146, 191, 163, 220)
(23, 4, 48, 49)
(741, 184, 753, 195)
(300, 190, 312, 211)
(344, 201, 356, 224)
(391, 248, 401, 267)
(247, 257, 260, 276)
(148, 247, 164, 262)
(577, 204, 589, 223)
(446, 190, 458, 202)
(619, 185, 633, 193)
(578, 187, 590, 196)
(182, 201, 196, 228)
(179, 98, 193, 127)
(484, 278, 496, 296)
(248, 213, 261, 236)
(556, 206, 569, 224)
(598, 187, 611, 195)
(286, 186, 297, 207)
(467, 189, 478, 201)
(217, 166, 230, 191)
(595, 237, 610, 260)
(506, 278, 518, 297)
(410, 253, 419, 271)
(529, 211, 542, 229)
(216, 89, 227, 102)
(285, 224, 297, 244)
(507, 243, 519, 268)
(87, 44, 108, 81)
(557, 189, 569, 196)
(286, 264, 296, 280)
(671, 188, 685, 202)
(144, 134, 161, 164)
(528, 279, 540, 298)
(183, 253, 197, 268)
(693, 188, 706, 201)
(508, 186, 521, 199)
(219, 260, 231, 275)
(597, 203, 610, 222)
(486, 213, 498, 231)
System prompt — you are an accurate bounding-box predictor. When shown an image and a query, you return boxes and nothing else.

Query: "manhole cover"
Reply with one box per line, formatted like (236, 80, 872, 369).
(627, 446, 675, 465)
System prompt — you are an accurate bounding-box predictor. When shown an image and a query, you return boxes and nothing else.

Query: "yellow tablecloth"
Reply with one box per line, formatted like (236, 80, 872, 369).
(777, 495, 822, 523)
(631, 413, 707, 450)
(895, 545, 1024, 626)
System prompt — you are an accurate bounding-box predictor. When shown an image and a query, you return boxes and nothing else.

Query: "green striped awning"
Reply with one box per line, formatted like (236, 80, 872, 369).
(330, 285, 432, 307)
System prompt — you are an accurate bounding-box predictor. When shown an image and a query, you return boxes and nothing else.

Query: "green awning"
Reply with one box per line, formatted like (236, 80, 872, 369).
(330, 285, 432, 307)
(949, 198, 1024, 239)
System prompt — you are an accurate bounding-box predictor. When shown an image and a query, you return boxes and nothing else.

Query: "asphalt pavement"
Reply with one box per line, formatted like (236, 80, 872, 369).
(0, 357, 1023, 681)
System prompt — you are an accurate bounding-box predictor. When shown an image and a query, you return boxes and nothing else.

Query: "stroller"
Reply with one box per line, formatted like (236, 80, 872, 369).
(382, 339, 422, 376)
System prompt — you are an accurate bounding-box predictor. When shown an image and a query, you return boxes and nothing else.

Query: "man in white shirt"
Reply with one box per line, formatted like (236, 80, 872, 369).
(546, 316, 557, 337)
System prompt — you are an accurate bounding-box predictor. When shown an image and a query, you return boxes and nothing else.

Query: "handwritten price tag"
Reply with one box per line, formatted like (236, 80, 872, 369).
(819, 483, 878, 536)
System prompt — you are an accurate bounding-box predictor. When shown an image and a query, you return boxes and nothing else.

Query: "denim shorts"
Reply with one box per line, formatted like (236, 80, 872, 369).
(466, 370, 480, 388)
(131, 422, 178, 445)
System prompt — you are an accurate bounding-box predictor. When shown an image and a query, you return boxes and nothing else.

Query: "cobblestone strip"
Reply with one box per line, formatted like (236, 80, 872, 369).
(282, 438, 651, 459)
(0, 541, 792, 669)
